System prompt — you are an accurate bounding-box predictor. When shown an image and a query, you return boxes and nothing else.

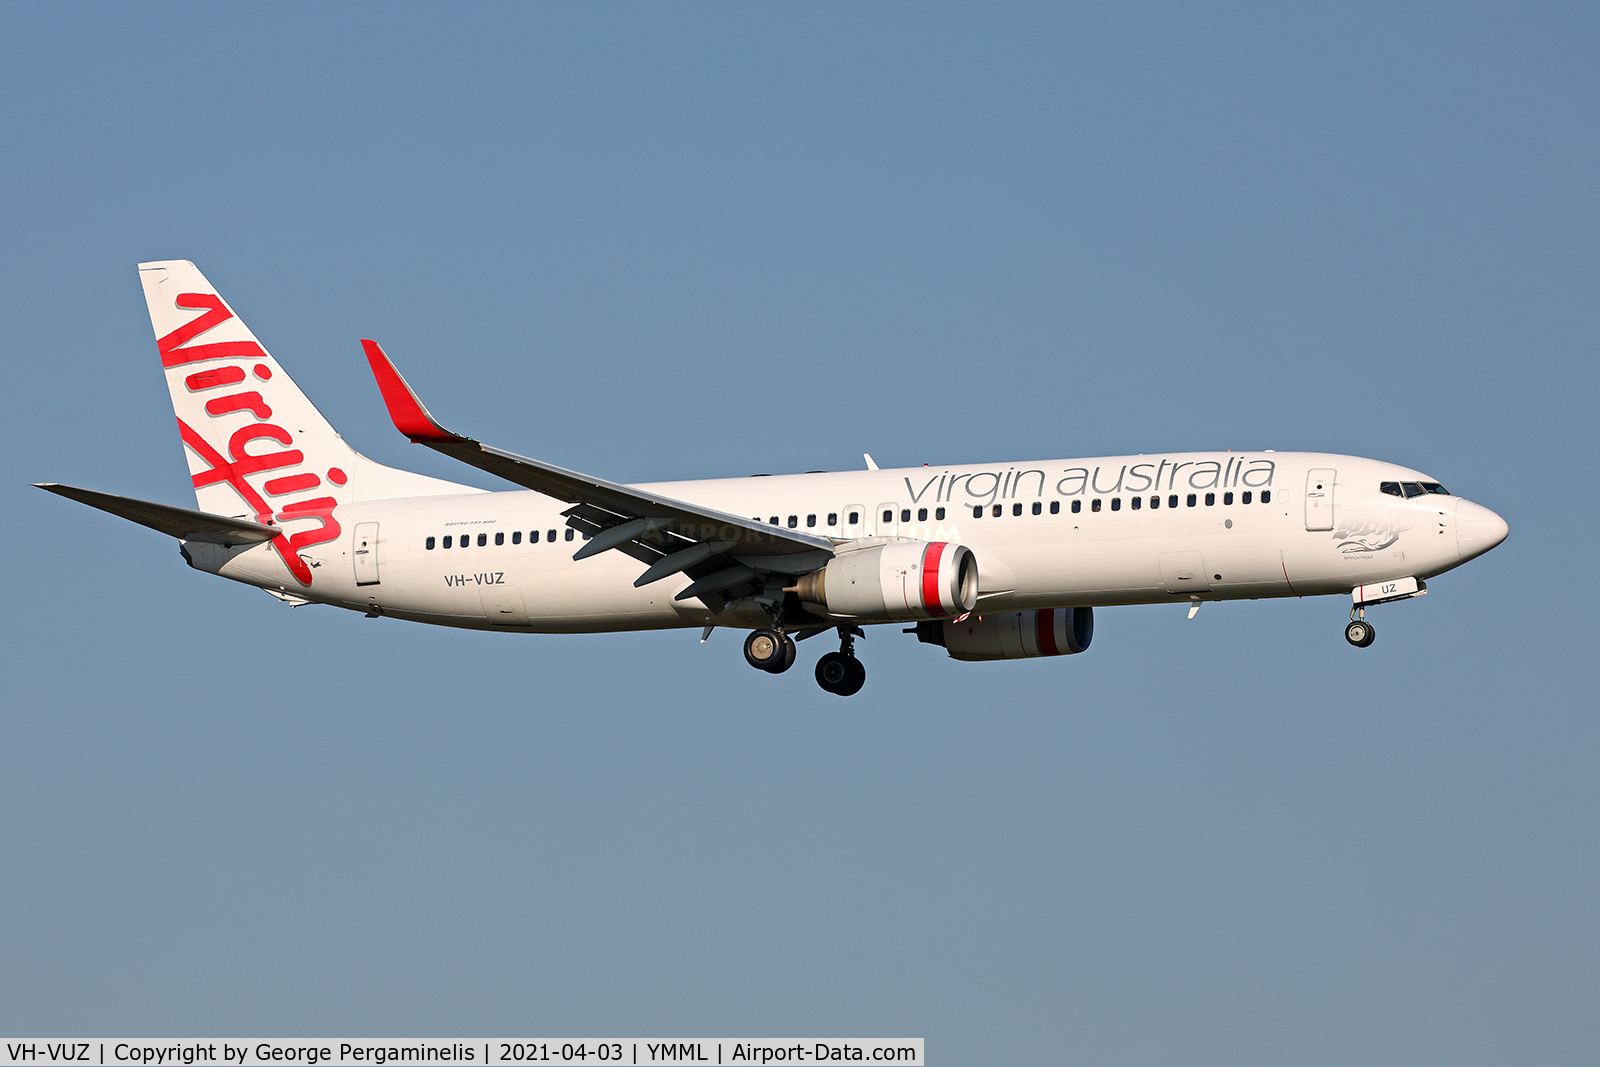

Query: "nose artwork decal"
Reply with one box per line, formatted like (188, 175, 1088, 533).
(1333, 508, 1411, 554)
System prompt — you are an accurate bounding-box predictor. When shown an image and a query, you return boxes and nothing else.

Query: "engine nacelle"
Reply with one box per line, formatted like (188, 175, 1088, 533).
(792, 539, 978, 622)
(916, 607, 1094, 661)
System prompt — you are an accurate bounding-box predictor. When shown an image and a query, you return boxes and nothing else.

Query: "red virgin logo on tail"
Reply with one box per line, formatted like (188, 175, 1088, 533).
(161, 293, 340, 587)
(160, 293, 269, 367)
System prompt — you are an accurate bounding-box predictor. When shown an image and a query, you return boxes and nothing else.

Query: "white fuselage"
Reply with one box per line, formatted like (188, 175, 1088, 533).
(186, 450, 1497, 633)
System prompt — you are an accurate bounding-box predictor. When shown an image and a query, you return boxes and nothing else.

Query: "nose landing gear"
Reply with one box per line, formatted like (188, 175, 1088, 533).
(1345, 613, 1376, 648)
(815, 626, 866, 696)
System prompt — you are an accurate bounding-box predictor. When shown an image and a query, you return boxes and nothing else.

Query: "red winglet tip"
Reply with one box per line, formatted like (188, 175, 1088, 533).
(361, 339, 460, 443)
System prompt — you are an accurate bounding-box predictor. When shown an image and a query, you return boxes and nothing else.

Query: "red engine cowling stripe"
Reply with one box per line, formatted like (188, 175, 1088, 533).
(1037, 608, 1060, 656)
(921, 541, 947, 616)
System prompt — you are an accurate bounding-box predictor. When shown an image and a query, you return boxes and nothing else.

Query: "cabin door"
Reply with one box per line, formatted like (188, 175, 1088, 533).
(1305, 469, 1337, 531)
(353, 522, 380, 585)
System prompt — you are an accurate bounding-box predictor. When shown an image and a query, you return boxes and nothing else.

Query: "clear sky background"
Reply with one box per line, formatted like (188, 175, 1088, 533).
(1, 3, 1595, 1062)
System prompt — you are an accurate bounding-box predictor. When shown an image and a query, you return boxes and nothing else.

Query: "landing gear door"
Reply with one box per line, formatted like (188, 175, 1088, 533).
(353, 521, 380, 585)
(1305, 469, 1336, 532)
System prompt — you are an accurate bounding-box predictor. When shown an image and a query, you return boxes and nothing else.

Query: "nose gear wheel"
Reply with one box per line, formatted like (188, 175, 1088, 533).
(1344, 619, 1376, 647)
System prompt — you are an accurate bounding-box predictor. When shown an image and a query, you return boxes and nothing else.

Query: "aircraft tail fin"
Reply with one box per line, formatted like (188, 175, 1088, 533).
(138, 260, 477, 526)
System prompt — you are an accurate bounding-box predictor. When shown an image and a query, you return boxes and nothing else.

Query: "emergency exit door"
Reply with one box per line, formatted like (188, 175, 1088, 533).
(1305, 469, 1337, 531)
(353, 522, 380, 585)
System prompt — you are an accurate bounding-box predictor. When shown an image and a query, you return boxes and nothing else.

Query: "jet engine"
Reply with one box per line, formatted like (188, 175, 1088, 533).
(915, 607, 1094, 661)
(791, 539, 978, 622)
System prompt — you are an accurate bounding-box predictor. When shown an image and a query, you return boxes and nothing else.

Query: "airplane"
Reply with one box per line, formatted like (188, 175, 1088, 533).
(36, 260, 1510, 696)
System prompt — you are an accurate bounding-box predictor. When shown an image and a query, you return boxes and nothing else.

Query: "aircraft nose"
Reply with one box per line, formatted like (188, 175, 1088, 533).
(1456, 499, 1509, 561)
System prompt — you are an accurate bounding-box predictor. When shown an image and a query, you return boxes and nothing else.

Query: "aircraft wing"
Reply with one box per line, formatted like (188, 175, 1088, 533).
(35, 483, 281, 545)
(362, 341, 835, 606)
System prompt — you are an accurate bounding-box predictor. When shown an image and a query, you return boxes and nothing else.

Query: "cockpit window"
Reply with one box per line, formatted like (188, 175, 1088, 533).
(1385, 480, 1451, 498)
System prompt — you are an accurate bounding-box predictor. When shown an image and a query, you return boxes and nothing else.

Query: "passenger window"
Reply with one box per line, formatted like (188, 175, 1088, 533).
(1241, 491, 1252, 504)
(1261, 490, 1272, 504)
(1031, 501, 1042, 515)
(426, 536, 436, 550)
(973, 506, 983, 518)
(1091, 499, 1102, 512)
(1187, 494, 1197, 507)
(547, 529, 557, 542)
(883, 510, 893, 524)
(1008, 503, 1019, 516)
(848, 511, 859, 524)
(827, 513, 838, 525)
(1168, 494, 1179, 508)
(992, 504, 1003, 517)
(1150, 496, 1160, 509)
(936, 507, 946, 520)
(917, 508, 928, 521)
(443, 535, 452, 548)
(565, 529, 575, 541)
(1049, 501, 1059, 514)
(512, 531, 521, 544)
(1131, 496, 1141, 510)
(478, 533, 488, 546)
(788, 515, 798, 528)
(806, 514, 816, 528)
(495, 532, 505, 545)
(1380, 481, 1403, 497)
(1071, 500, 1081, 513)
(1223, 492, 1233, 505)
(897, 509, 908, 523)
(1205, 493, 1215, 506)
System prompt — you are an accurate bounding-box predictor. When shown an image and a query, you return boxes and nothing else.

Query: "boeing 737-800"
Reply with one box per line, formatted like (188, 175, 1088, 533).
(37, 261, 1509, 695)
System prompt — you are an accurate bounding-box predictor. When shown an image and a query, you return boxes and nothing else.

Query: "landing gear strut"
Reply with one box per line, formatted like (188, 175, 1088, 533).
(815, 626, 866, 696)
(744, 628, 796, 673)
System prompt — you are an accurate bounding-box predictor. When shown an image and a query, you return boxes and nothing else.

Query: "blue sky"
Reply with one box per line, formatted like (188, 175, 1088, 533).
(1, 3, 1595, 1062)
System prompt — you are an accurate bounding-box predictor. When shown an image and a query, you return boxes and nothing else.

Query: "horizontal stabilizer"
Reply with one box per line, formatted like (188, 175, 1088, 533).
(34, 483, 281, 545)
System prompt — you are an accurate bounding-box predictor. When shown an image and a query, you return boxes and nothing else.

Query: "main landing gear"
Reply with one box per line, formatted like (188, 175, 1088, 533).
(742, 624, 867, 696)
(815, 626, 866, 697)
(744, 628, 797, 673)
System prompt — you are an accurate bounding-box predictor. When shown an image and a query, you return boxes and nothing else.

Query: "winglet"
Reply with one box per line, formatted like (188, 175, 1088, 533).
(361, 339, 467, 444)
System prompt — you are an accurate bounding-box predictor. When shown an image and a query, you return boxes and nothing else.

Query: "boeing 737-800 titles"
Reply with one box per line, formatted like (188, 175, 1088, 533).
(37, 261, 1509, 695)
